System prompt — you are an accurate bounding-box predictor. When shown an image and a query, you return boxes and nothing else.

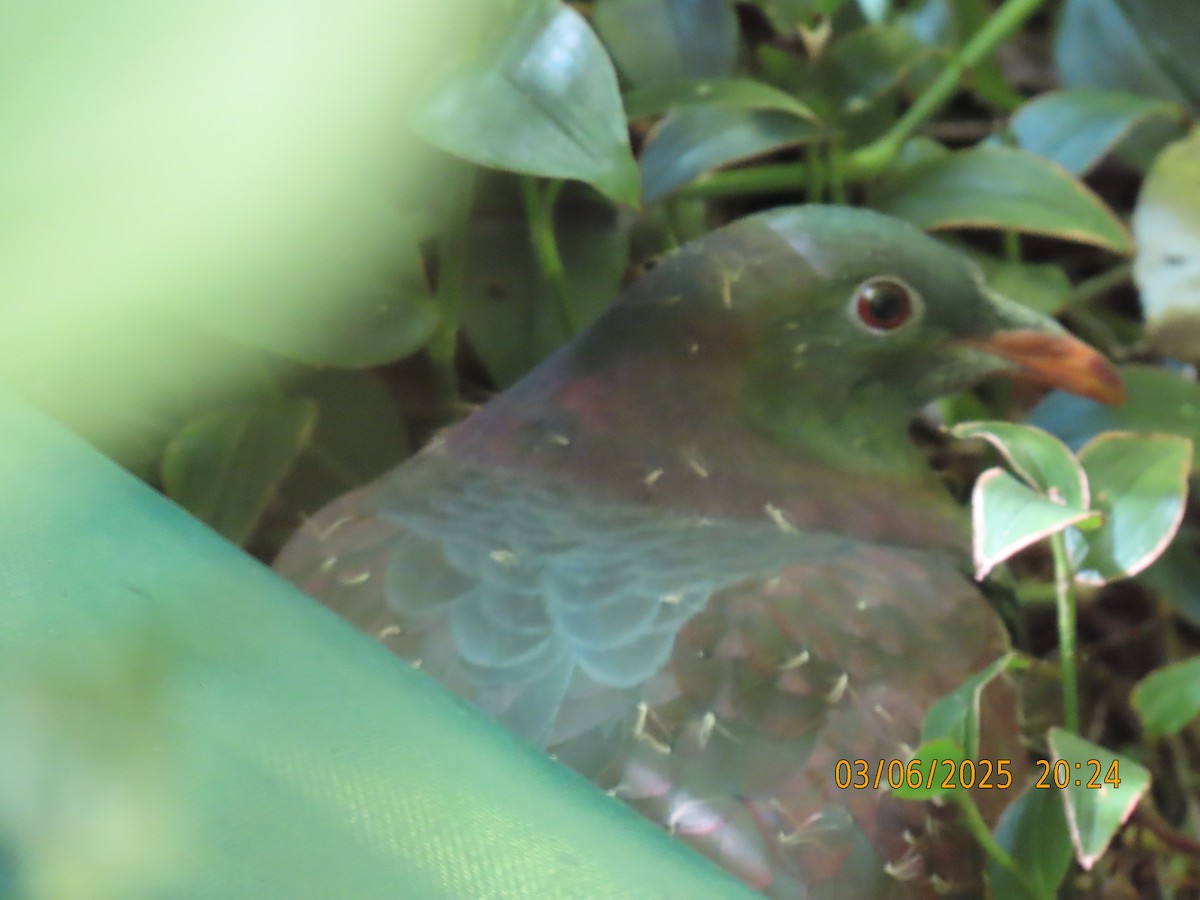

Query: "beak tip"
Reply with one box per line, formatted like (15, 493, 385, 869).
(965, 330, 1125, 407)
(1092, 363, 1127, 406)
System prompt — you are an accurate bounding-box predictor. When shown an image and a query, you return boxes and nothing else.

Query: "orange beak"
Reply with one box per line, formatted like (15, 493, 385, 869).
(963, 330, 1126, 405)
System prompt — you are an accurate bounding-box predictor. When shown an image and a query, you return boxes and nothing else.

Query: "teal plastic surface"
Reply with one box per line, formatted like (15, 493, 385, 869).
(0, 392, 758, 900)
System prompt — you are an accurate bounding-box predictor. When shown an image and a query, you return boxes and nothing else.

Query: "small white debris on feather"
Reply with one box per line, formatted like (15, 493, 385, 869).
(793, 342, 808, 355)
(319, 555, 337, 573)
(779, 650, 811, 670)
(644, 468, 664, 487)
(692, 712, 715, 749)
(632, 702, 648, 736)
(667, 799, 708, 835)
(548, 433, 571, 446)
(640, 734, 671, 755)
(775, 813, 821, 846)
(929, 874, 954, 894)
(338, 570, 371, 586)
(685, 453, 709, 478)
(377, 624, 403, 640)
(884, 851, 923, 881)
(660, 591, 684, 605)
(631, 702, 672, 755)
(490, 549, 519, 567)
(315, 515, 353, 542)
(764, 502, 798, 534)
(873, 703, 895, 723)
(824, 672, 849, 704)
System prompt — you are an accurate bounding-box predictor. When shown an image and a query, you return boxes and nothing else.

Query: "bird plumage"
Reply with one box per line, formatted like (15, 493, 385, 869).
(277, 205, 1121, 896)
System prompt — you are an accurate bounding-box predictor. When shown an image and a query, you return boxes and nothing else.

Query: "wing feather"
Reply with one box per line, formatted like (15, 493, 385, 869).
(276, 453, 1021, 897)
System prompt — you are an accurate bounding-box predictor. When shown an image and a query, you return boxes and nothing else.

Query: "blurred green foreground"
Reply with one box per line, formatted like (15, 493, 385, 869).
(0, 392, 753, 899)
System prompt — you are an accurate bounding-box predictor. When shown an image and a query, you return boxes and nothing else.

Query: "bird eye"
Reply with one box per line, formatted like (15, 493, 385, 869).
(850, 278, 918, 333)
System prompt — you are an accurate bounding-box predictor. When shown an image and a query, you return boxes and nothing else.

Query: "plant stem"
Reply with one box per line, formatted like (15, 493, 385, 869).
(428, 165, 476, 412)
(954, 792, 1045, 900)
(828, 137, 848, 205)
(1065, 262, 1134, 308)
(1050, 530, 1080, 733)
(1003, 230, 1021, 262)
(808, 145, 827, 202)
(677, 0, 1047, 201)
(520, 176, 577, 335)
(849, 0, 1046, 178)
(679, 161, 809, 200)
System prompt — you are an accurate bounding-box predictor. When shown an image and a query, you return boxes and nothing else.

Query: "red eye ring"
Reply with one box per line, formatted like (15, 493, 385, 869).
(852, 278, 916, 332)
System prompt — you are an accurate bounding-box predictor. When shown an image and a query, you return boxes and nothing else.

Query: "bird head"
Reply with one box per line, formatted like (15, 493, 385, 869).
(581, 205, 1122, 472)
(734, 206, 1121, 401)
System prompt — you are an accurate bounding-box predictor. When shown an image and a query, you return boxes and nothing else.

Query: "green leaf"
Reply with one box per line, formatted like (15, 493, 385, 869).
(1132, 657, 1200, 738)
(819, 24, 944, 113)
(1047, 728, 1151, 871)
(952, 421, 1088, 510)
(593, 0, 738, 88)
(856, 0, 888, 23)
(870, 145, 1133, 254)
(153, 150, 460, 368)
(623, 78, 818, 120)
(750, 0, 850, 32)
(640, 106, 825, 204)
(416, 0, 639, 205)
(988, 784, 1073, 900)
(899, 0, 1022, 112)
(1132, 126, 1200, 359)
(181, 226, 442, 368)
(0, 1, 456, 381)
(962, 247, 1072, 316)
(1067, 433, 1193, 585)
(1029, 365, 1200, 452)
(4, 316, 279, 482)
(970, 468, 1094, 580)
(889, 737, 962, 800)
(1011, 88, 1182, 176)
(1141, 529, 1200, 627)
(1056, 0, 1200, 115)
(266, 370, 411, 550)
(162, 398, 316, 545)
(921, 654, 1015, 758)
(459, 183, 631, 386)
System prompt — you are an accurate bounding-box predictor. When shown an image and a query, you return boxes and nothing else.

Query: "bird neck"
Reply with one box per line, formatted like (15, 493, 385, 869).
(742, 369, 935, 481)
(437, 343, 965, 554)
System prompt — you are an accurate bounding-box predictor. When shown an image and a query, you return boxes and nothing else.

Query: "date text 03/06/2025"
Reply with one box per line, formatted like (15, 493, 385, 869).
(834, 758, 1122, 791)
